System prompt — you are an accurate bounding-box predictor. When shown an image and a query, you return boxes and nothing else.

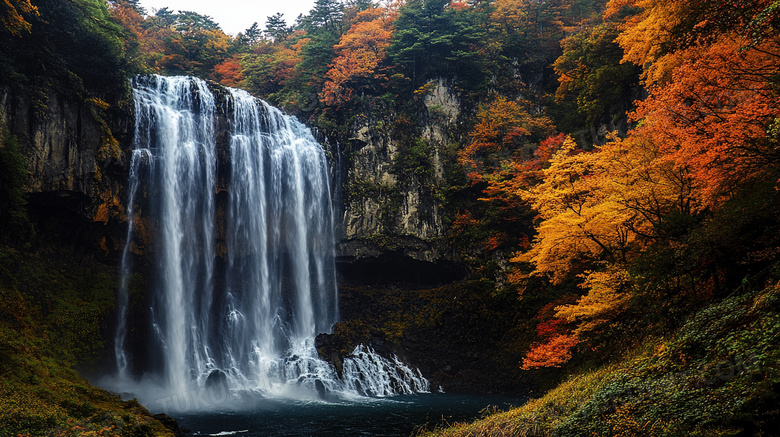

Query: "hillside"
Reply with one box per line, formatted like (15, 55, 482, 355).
(419, 283, 780, 436)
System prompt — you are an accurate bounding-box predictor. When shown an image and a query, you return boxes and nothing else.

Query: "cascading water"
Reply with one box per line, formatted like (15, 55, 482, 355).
(343, 346, 430, 397)
(113, 75, 427, 405)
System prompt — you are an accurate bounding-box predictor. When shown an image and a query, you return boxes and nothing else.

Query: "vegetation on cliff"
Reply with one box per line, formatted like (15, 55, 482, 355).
(0, 3, 175, 435)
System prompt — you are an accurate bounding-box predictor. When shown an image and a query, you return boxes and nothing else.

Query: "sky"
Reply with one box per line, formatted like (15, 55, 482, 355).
(137, 0, 317, 36)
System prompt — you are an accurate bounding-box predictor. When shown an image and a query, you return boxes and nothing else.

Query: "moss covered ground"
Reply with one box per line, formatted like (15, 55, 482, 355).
(417, 284, 780, 436)
(0, 247, 172, 437)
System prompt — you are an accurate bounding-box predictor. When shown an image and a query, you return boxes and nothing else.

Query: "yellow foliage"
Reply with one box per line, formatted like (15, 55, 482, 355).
(87, 98, 110, 111)
(204, 28, 231, 53)
(608, 0, 689, 86)
(490, 0, 531, 33)
(555, 267, 632, 335)
(516, 130, 697, 284)
(516, 136, 635, 284)
(0, 0, 38, 36)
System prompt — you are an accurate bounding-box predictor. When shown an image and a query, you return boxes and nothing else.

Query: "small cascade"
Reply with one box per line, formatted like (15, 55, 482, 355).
(113, 75, 427, 405)
(342, 346, 430, 397)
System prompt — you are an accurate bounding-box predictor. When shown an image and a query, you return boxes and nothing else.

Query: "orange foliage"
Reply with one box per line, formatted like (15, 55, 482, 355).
(110, 3, 172, 72)
(458, 96, 555, 186)
(452, 211, 479, 235)
(213, 56, 244, 87)
(604, 0, 638, 18)
(320, 8, 396, 105)
(449, 0, 470, 10)
(292, 35, 312, 52)
(521, 333, 579, 369)
(632, 36, 780, 208)
(535, 317, 567, 337)
(535, 133, 566, 163)
(109, 3, 141, 29)
(1, 0, 37, 36)
(483, 233, 508, 252)
(513, 1, 778, 370)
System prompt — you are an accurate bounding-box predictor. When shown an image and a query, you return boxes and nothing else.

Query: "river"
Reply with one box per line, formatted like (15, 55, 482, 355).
(172, 393, 522, 437)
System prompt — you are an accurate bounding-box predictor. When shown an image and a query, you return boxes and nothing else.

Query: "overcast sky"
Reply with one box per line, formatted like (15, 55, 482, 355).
(137, 0, 317, 36)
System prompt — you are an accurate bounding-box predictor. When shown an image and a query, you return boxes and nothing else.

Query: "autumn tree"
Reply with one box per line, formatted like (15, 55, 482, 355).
(521, 332, 579, 369)
(459, 96, 556, 184)
(0, 0, 38, 36)
(611, 0, 780, 206)
(108, 0, 153, 73)
(449, 96, 555, 273)
(516, 130, 699, 284)
(320, 7, 396, 106)
(119, 8, 233, 78)
(630, 37, 779, 208)
(213, 56, 243, 87)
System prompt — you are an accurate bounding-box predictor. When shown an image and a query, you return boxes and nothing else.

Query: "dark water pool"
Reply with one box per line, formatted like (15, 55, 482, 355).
(174, 393, 523, 437)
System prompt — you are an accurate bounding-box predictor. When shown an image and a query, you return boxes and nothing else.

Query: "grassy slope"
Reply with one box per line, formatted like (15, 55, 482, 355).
(419, 284, 780, 436)
(0, 247, 171, 437)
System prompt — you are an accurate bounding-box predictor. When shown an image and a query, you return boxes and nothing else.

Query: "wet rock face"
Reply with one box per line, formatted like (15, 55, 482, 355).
(1, 90, 103, 196)
(336, 78, 462, 279)
(0, 88, 131, 255)
(205, 369, 228, 390)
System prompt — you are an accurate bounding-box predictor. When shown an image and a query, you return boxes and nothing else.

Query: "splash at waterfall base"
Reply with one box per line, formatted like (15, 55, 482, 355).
(146, 344, 428, 416)
(106, 75, 429, 409)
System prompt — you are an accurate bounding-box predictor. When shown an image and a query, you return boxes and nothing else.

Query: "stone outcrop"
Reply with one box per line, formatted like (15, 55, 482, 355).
(0, 86, 130, 254)
(336, 78, 463, 283)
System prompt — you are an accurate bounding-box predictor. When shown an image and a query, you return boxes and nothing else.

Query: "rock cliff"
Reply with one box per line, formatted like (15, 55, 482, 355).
(336, 78, 463, 284)
(1, 77, 466, 282)
(0, 87, 130, 253)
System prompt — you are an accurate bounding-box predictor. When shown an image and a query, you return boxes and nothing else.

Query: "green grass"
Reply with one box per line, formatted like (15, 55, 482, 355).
(418, 285, 780, 437)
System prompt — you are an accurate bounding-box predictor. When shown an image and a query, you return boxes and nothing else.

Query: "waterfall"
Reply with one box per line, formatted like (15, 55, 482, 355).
(114, 75, 427, 404)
